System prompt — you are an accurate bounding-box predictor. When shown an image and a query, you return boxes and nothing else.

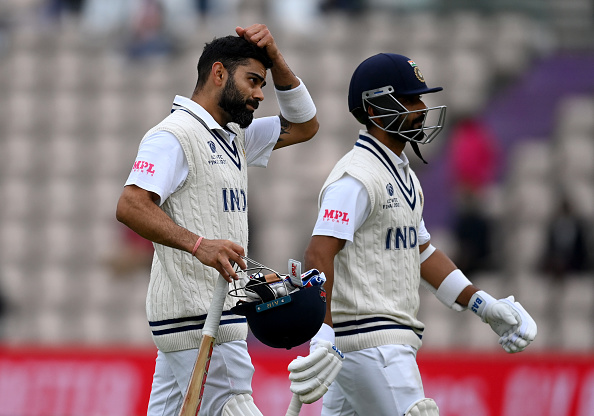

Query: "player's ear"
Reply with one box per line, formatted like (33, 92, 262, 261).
(367, 106, 384, 128)
(211, 62, 226, 87)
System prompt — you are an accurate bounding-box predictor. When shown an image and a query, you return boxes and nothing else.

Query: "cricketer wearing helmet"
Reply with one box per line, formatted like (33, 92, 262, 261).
(287, 53, 537, 416)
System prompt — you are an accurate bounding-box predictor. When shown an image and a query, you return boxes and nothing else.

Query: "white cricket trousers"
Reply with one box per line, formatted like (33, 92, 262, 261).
(147, 340, 255, 416)
(322, 344, 425, 416)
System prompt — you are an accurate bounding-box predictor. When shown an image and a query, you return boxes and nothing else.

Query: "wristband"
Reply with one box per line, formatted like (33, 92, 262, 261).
(275, 77, 316, 123)
(469, 290, 497, 321)
(420, 244, 436, 263)
(191, 236, 203, 256)
(436, 269, 472, 310)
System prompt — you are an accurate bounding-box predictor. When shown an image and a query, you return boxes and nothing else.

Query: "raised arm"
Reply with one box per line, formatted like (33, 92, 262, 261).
(236, 24, 319, 148)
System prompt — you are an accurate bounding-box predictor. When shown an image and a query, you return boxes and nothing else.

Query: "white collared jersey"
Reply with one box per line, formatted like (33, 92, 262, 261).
(312, 175, 431, 247)
(319, 132, 426, 352)
(143, 106, 250, 353)
(125, 96, 279, 205)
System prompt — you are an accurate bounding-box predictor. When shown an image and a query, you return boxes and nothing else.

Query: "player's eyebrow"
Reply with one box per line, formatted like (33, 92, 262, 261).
(247, 72, 266, 87)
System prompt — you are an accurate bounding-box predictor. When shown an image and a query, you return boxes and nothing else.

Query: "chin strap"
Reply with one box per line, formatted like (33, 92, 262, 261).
(410, 141, 428, 164)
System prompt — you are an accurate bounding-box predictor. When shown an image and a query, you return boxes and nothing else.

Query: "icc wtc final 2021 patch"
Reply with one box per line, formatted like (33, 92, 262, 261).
(407, 60, 425, 83)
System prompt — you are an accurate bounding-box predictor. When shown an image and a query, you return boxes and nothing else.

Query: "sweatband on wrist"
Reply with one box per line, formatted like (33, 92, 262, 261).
(191, 236, 203, 256)
(469, 290, 496, 321)
(420, 244, 436, 263)
(275, 77, 316, 123)
(436, 269, 472, 311)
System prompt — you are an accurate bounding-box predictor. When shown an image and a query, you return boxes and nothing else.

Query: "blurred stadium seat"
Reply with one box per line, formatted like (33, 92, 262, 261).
(0, 0, 592, 352)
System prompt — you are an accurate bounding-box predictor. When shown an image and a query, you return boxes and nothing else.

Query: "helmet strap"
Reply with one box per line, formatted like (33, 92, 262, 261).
(410, 141, 428, 164)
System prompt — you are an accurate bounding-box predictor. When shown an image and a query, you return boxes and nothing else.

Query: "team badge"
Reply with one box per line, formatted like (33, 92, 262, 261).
(408, 60, 425, 83)
(386, 183, 394, 196)
(207, 140, 216, 153)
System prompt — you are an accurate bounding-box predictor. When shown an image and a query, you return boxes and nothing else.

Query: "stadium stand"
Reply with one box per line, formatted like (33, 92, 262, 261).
(0, 0, 592, 351)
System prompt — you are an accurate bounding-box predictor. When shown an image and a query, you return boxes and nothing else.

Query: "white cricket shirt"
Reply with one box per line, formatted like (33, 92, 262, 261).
(125, 95, 280, 205)
(313, 150, 431, 245)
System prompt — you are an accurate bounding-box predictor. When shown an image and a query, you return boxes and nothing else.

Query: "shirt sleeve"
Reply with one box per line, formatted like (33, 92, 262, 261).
(244, 116, 281, 167)
(418, 218, 431, 245)
(124, 130, 189, 206)
(312, 175, 371, 245)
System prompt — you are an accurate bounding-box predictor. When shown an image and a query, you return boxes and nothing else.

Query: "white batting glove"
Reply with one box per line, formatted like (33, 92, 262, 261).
(288, 324, 344, 404)
(469, 290, 537, 353)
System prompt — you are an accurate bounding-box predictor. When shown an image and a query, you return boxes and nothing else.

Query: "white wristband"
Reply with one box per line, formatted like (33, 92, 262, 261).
(436, 269, 472, 311)
(420, 244, 436, 263)
(275, 77, 316, 123)
(469, 290, 497, 321)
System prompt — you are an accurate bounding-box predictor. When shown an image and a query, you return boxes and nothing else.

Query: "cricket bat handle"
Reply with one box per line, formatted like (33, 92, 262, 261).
(178, 275, 228, 416)
(285, 393, 302, 416)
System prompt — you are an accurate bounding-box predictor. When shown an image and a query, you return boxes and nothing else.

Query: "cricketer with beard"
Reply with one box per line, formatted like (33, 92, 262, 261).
(116, 23, 319, 416)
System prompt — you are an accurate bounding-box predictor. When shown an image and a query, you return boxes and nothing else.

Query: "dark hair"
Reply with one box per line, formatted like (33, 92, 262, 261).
(195, 35, 273, 90)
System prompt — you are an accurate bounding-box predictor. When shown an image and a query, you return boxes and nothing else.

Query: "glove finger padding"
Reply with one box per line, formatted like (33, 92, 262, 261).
(486, 297, 537, 353)
(289, 352, 337, 383)
(470, 291, 537, 353)
(288, 341, 344, 403)
(298, 361, 343, 404)
(290, 354, 342, 394)
(484, 301, 519, 337)
(508, 299, 537, 341)
(288, 345, 328, 374)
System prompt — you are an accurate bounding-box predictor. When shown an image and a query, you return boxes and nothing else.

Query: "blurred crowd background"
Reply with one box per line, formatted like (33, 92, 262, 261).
(0, 0, 593, 353)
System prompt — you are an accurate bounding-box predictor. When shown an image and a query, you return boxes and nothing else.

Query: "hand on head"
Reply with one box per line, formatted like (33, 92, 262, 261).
(236, 24, 278, 54)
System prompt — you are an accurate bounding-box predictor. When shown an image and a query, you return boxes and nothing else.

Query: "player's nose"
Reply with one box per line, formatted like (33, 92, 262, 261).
(253, 87, 264, 102)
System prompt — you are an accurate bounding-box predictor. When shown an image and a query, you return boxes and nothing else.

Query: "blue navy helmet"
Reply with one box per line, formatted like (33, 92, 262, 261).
(348, 53, 446, 146)
(231, 285, 327, 349)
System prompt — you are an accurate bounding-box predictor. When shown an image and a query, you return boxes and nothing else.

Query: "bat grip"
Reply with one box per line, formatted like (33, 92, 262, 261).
(285, 394, 302, 416)
(203, 275, 228, 338)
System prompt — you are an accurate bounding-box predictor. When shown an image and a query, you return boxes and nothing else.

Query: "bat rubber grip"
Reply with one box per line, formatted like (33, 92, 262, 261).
(285, 394, 302, 416)
(203, 276, 228, 338)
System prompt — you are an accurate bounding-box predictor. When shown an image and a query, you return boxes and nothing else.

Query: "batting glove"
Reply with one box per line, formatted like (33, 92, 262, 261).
(469, 290, 537, 353)
(288, 340, 344, 404)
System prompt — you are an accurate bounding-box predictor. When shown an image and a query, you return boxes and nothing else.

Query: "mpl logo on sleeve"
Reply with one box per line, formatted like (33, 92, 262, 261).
(132, 160, 156, 176)
(322, 209, 350, 225)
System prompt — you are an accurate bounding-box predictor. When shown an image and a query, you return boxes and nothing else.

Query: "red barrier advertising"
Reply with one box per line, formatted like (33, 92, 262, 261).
(0, 346, 156, 416)
(419, 351, 594, 416)
(0, 345, 593, 415)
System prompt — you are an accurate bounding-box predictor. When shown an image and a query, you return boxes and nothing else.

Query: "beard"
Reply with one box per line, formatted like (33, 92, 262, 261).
(400, 114, 426, 142)
(384, 113, 425, 143)
(219, 76, 259, 128)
